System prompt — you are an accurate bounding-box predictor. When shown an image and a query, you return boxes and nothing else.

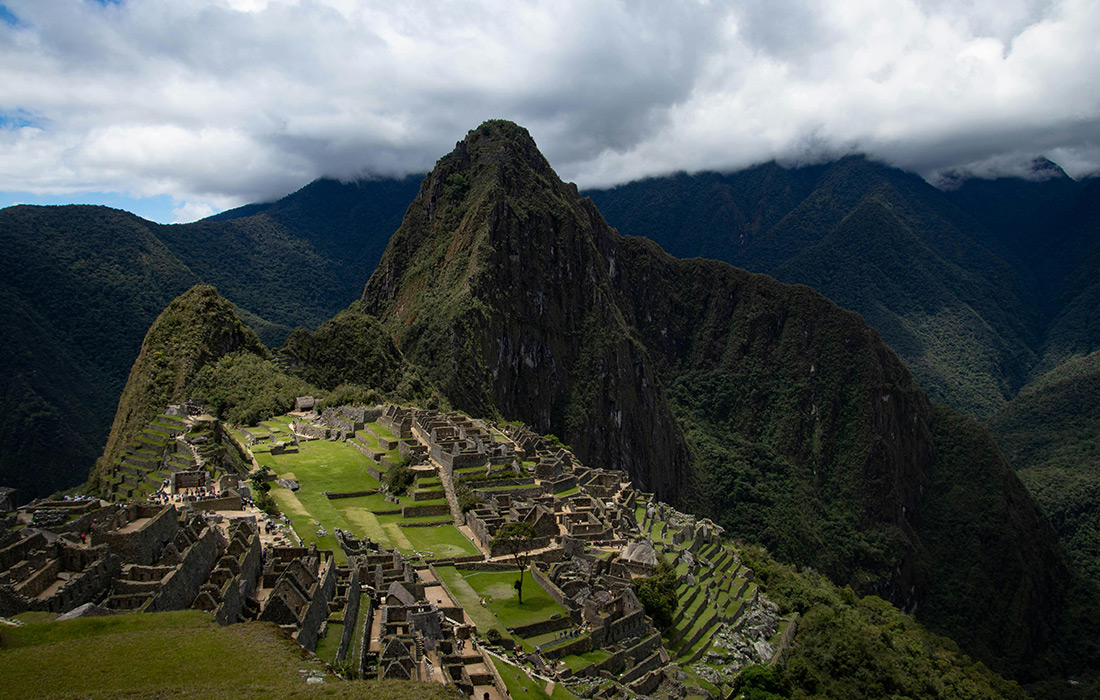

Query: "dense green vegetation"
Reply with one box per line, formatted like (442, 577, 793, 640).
(0, 206, 196, 501)
(738, 546, 1044, 700)
(0, 175, 421, 501)
(194, 351, 320, 425)
(93, 285, 267, 489)
(283, 305, 439, 406)
(989, 350, 1100, 578)
(586, 158, 1045, 421)
(633, 557, 678, 628)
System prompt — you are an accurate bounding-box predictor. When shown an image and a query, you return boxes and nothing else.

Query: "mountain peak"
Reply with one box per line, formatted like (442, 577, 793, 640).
(93, 284, 265, 489)
(434, 119, 563, 200)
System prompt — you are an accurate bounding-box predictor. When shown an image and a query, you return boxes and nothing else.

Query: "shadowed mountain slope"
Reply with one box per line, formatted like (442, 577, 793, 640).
(0, 176, 421, 501)
(289, 120, 1094, 683)
(586, 158, 1047, 420)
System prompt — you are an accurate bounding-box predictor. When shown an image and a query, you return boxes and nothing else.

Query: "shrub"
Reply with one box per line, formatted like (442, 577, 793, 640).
(385, 460, 415, 496)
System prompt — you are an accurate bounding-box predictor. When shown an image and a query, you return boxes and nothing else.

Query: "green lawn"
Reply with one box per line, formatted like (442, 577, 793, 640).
(457, 569, 567, 629)
(399, 524, 480, 559)
(0, 610, 456, 700)
(490, 655, 580, 700)
(258, 439, 384, 561)
(314, 621, 344, 663)
(365, 421, 395, 440)
(434, 566, 509, 636)
(559, 648, 612, 673)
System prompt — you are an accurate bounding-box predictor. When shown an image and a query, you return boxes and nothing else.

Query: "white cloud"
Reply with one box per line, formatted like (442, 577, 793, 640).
(0, 0, 1098, 221)
(171, 199, 217, 223)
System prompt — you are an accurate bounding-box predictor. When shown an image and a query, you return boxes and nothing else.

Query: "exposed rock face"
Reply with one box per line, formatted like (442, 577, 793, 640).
(351, 120, 1079, 679)
(363, 120, 692, 501)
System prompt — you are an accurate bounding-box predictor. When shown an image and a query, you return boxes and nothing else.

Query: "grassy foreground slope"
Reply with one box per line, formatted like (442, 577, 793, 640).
(0, 610, 460, 700)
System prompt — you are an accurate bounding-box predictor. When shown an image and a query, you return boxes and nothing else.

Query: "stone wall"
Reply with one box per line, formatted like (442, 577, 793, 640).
(325, 490, 377, 500)
(546, 475, 578, 494)
(357, 596, 376, 678)
(193, 492, 242, 512)
(321, 408, 359, 434)
(294, 555, 338, 652)
(569, 632, 663, 677)
(474, 486, 543, 501)
(336, 565, 361, 663)
(146, 524, 221, 612)
(401, 503, 451, 519)
(295, 424, 329, 440)
(618, 648, 664, 685)
(209, 521, 263, 625)
(94, 505, 178, 565)
(531, 563, 576, 612)
(488, 535, 552, 559)
(0, 547, 120, 617)
(509, 614, 573, 638)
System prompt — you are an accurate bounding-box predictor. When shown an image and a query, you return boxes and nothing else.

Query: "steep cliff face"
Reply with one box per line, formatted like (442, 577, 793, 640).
(349, 121, 1084, 679)
(363, 120, 692, 500)
(94, 285, 266, 488)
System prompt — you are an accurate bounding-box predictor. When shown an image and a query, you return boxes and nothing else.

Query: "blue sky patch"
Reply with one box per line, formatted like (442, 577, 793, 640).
(0, 4, 20, 27)
(0, 111, 39, 129)
(0, 191, 189, 224)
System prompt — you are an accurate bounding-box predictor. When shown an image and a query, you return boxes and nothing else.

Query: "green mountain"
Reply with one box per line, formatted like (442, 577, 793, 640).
(292, 120, 1096, 684)
(989, 347, 1100, 586)
(587, 161, 1100, 585)
(585, 158, 1046, 421)
(0, 176, 420, 501)
(93, 285, 266, 480)
(0, 206, 199, 500)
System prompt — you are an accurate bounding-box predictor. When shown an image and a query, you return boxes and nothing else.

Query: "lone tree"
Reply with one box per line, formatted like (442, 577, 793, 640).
(492, 521, 538, 604)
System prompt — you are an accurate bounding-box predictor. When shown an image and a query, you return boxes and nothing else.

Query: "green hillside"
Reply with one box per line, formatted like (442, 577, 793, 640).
(0, 175, 421, 501)
(586, 157, 1045, 421)
(989, 350, 1100, 580)
(93, 285, 277, 490)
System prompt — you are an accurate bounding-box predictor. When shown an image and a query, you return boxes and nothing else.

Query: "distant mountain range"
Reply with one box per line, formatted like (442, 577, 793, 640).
(586, 159, 1100, 582)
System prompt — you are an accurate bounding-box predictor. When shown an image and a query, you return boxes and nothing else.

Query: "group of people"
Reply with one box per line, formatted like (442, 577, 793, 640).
(552, 626, 583, 642)
(152, 479, 217, 505)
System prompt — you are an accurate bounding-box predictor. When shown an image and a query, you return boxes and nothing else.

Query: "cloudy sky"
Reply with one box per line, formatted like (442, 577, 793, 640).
(1, 0, 1098, 223)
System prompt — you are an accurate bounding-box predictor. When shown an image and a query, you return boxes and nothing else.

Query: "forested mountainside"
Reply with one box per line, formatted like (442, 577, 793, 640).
(585, 158, 1053, 421)
(587, 161, 1100, 582)
(0, 176, 418, 501)
(287, 120, 1099, 686)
